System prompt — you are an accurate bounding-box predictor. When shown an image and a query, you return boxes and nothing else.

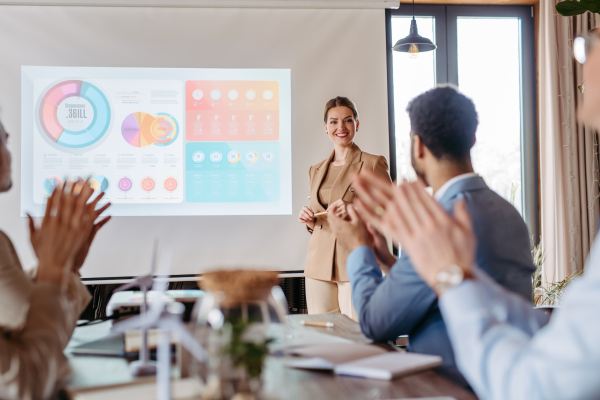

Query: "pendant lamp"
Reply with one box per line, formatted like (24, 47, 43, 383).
(392, 0, 436, 59)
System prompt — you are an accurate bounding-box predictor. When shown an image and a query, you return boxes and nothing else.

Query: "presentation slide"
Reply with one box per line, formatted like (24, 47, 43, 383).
(21, 66, 291, 217)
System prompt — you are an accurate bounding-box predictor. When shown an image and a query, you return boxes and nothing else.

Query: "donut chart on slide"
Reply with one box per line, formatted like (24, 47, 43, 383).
(37, 80, 111, 149)
(121, 112, 179, 147)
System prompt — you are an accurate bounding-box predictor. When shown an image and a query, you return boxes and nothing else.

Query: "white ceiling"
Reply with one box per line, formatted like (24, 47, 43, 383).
(0, 0, 399, 8)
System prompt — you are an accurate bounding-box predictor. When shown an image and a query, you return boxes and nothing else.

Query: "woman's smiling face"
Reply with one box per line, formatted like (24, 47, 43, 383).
(324, 106, 359, 147)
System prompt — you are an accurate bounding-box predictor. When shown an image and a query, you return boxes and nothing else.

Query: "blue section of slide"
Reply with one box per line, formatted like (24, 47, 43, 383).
(57, 130, 96, 147)
(55, 81, 111, 148)
(80, 82, 111, 144)
(186, 142, 280, 203)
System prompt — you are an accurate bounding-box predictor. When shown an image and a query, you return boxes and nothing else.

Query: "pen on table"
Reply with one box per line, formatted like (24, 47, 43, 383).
(300, 320, 334, 328)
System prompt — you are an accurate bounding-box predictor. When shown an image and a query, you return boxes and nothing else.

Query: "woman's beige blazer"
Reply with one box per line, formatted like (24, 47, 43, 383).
(304, 143, 391, 282)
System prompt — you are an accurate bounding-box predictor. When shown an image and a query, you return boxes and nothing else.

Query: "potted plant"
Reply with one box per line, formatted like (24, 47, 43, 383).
(531, 239, 583, 306)
(191, 270, 285, 400)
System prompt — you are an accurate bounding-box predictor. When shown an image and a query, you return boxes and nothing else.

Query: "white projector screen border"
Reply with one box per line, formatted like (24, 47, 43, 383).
(0, 6, 389, 280)
(21, 66, 292, 217)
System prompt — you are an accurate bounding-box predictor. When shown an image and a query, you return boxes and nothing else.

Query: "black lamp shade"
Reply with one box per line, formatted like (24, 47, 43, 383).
(392, 19, 437, 53)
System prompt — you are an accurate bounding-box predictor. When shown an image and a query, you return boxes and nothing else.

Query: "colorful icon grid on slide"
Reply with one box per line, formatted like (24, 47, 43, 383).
(118, 177, 133, 192)
(185, 81, 279, 142)
(186, 142, 279, 203)
(121, 112, 179, 147)
(36, 80, 111, 149)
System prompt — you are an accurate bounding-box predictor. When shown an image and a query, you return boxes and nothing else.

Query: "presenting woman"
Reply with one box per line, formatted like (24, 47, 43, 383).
(298, 96, 391, 320)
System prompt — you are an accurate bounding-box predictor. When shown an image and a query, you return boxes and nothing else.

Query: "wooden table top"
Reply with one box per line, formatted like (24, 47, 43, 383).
(278, 314, 478, 400)
(67, 314, 477, 400)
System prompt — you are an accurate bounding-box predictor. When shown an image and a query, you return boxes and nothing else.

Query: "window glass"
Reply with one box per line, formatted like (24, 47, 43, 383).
(457, 17, 523, 213)
(391, 16, 436, 181)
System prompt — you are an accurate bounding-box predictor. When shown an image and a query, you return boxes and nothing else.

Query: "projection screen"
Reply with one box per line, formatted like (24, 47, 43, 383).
(0, 5, 389, 280)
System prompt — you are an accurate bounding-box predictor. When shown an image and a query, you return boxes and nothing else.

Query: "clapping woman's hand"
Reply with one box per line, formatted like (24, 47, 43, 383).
(28, 179, 98, 286)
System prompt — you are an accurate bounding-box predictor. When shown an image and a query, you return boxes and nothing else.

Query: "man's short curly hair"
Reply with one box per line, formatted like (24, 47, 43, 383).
(406, 86, 478, 161)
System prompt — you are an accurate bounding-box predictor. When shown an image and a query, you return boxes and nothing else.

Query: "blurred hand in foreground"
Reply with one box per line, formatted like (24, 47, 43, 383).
(352, 169, 477, 288)
(327, 199, 348, 219)
(366, 223, 396, 273)
(72, 190, 112, 274)
(328, 204, 372, 252)
(27, 179, 107, 285)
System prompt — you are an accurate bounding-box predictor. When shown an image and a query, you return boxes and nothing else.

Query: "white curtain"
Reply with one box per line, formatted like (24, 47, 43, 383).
(539, 0, 600, 284)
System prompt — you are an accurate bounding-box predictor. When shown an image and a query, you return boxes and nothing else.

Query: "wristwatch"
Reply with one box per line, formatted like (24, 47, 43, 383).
(433, 264, 465, 296)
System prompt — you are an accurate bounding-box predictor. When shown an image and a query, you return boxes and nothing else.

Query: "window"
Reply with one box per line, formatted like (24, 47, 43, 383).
(386, 5, 538, 238)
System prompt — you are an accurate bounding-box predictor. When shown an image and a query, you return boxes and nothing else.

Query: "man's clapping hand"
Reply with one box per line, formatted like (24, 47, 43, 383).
(328, 205, 372, 252)
(352, 170, 477, 289)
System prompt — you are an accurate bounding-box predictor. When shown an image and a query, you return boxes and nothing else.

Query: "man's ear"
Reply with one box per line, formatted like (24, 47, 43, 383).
(471, 136, 477, 147)
(414, 135, 426, 159)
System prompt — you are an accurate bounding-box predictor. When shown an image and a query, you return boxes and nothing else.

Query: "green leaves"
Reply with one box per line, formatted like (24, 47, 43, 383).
(222, 318, 272, 379)
(556, 0, 600, 17)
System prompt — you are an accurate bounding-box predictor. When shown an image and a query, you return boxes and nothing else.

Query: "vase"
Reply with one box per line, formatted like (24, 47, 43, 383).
(190, 270, 289, 400)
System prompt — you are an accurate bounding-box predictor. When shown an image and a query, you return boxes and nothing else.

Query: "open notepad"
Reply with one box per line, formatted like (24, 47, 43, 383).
(287, 343, 442, 380)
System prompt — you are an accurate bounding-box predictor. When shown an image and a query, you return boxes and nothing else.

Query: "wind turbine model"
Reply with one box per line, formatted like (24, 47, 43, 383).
(112, 247, 208, 400)
(112, 239, 159, 376)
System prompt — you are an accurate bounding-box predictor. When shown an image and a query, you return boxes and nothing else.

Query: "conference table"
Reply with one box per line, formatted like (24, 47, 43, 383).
(67, 313, 477, 399)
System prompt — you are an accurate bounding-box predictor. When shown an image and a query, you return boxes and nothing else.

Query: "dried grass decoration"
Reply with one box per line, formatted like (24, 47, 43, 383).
(200, 270, 279, 306)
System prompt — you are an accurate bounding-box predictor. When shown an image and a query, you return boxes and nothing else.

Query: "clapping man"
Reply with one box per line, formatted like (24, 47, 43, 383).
(343, 30, 600, 400)
(0, 121, 111, 400)
(329, 87, 537, 386)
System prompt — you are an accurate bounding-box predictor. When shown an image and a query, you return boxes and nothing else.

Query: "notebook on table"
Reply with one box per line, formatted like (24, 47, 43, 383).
(287, 342, 442, 380)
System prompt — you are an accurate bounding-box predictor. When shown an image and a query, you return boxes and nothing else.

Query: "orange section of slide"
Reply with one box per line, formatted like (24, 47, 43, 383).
(136, 112, 158, 147)
(185, 81, 279, 142)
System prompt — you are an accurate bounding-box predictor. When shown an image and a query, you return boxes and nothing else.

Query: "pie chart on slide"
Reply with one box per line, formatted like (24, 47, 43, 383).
(36, 80, 111, 150)
(121, 112, 179, 147)
(43, 176, 62, 194)
(91, 175, 110, 192)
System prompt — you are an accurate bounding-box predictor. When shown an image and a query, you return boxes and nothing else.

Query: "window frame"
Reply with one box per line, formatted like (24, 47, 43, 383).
(385, 5, 539, 240)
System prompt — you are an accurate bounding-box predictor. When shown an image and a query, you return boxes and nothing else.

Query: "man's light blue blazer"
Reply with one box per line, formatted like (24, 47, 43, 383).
(347, 176, 536, 386)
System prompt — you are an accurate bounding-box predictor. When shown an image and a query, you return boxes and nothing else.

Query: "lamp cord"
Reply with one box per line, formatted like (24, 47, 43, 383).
(413, 0, 415, 19)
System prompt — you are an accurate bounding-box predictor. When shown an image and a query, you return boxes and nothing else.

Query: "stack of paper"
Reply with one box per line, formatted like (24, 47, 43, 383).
(287, 343, 442, 380)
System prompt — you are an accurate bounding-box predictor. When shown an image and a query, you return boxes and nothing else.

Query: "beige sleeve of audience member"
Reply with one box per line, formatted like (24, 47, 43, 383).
(25, 267, 92, 337)
(64, 272, 92, 335)
(0, 282, 77, 400)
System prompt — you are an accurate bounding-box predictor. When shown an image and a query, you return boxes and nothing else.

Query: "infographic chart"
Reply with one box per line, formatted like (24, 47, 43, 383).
(42, 176, 62, 194)
(186, 142, 279, 203)
(186, 81, 279, 142)
(91, 175, 110, 192)
(21, 67, 291, 216)
(37, 80, 111, 150)
(121, 112, 179, 147)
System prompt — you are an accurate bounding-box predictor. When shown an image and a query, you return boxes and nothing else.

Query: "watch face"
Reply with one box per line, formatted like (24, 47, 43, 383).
(434, 264, 465, 295)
